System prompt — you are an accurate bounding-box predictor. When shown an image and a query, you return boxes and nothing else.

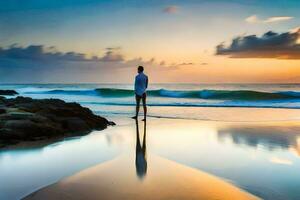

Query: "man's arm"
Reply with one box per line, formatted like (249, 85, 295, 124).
(134, 76, 138, 92)
(146, 76, 148, 88)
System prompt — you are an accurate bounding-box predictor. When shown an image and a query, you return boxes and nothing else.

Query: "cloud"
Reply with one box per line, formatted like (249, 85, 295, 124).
(156, 62, 194, 69)
(245, 15, 293, 24)
(245, 15, 259, 23)
(0, 45, 95, 62)
(264, 16, 294, 23)
(216, 28, 300, 59)
(163, 5, 179, 14)
(0, 44, 193, 69)
(124, 57, 195, 71)
(99, 47, 124, 62)
(0, 45, 126, 63)
(0, 44, 196, 83)
(105, 47, 121, 51)
(176, 62, 194, 66)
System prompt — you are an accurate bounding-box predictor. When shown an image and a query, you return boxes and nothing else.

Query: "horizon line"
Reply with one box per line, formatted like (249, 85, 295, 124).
(1, 82, 300, 85)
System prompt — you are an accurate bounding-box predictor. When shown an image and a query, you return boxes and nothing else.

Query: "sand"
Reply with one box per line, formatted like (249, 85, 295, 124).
(15, 107, 300, 200)
(25, 153, 259, 200)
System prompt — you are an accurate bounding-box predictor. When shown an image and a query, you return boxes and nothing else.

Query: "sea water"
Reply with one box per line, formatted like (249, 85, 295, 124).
(1, 84, 300, 200)
(1, 83, 300, 119)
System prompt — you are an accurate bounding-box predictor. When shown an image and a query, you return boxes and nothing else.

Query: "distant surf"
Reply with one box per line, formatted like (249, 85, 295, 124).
(25, 88, 300, 101)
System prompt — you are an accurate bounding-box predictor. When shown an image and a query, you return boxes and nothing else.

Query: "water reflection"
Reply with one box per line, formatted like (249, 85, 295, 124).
(217, 124, 300, 151)
(135, 119, 147, 179)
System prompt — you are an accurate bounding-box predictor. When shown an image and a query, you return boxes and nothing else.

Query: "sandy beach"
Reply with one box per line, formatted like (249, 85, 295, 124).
(6, 106, 298, 200)
(25, 154, 258, 200)
(2, 0, 300, 198)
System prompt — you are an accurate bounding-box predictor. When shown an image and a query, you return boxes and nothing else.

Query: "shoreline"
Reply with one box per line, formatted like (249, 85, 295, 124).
(5, 110, 300, 150)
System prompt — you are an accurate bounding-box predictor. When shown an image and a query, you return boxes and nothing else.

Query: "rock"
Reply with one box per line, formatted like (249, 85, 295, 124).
(108, 121, 116, 126)
(0, 96, 114, 147)
(0, 90, 18, 96)
(62, 117, 90, 132)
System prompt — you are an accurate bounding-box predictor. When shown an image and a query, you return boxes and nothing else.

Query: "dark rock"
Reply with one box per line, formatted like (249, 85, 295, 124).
(108, 121, 116, 126)
(0, 96, 114, 147)
(0, 90, 18, 96)
(62, 117, 90, 132)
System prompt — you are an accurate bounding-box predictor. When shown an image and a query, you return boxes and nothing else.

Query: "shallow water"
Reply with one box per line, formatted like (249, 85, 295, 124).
(2, 115, 300, 199)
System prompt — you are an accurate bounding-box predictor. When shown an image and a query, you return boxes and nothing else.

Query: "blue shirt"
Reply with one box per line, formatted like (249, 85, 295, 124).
(134, 72, 148, 96)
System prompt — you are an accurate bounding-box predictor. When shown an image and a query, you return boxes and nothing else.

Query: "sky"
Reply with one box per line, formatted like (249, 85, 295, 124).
(0, 0, 300, 83)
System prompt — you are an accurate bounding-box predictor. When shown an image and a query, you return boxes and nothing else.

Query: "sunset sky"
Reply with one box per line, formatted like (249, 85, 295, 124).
(0, 0, 300, 83)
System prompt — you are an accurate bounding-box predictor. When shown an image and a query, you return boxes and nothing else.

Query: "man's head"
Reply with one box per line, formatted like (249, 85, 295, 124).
(138, 66, 144, 73)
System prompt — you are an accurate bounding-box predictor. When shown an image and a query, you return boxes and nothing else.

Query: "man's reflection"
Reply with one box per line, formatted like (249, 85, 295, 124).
(135, 119, 147, 179)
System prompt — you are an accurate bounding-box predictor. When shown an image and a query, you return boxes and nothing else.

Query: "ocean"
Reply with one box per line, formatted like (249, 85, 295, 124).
(1, 83, 300, 119)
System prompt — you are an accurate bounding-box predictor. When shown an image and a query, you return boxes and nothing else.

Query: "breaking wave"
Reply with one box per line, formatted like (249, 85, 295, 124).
(26, 88, 300, 101)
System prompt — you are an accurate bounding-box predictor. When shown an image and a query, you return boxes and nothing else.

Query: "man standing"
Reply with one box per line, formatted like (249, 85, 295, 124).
(132, 66, 148, 121)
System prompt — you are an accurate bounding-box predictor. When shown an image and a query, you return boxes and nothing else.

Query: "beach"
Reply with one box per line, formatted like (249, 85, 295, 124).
(1, 113, 300, 199)
(2, 0, 300, 199)
(24, 153, 258, 200)
(1, 84, 300, 199)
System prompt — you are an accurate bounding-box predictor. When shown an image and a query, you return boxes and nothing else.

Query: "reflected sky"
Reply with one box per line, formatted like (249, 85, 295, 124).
(0, 127, 123, 200)
(2, 117, 300, 199)
(217, 123, 300, 151)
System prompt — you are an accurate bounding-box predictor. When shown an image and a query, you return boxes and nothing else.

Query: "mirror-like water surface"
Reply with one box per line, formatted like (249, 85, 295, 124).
(2, 117, 300, 199)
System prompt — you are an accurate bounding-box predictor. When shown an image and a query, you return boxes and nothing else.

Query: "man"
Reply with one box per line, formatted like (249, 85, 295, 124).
(132, 66, 148, 121)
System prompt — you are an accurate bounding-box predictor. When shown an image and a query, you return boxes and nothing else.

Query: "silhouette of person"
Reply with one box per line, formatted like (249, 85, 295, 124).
(132, 66, 148, 121)
(135, 119, 147, 179)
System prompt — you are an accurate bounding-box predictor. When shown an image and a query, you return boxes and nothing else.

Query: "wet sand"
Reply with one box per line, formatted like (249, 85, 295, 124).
(24, 154, 259, 200)
(5, 107, 300, 200)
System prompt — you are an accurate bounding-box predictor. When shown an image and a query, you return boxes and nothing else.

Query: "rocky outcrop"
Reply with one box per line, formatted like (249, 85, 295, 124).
(0, 96, 115, 147)
(0, 90, 18, 96)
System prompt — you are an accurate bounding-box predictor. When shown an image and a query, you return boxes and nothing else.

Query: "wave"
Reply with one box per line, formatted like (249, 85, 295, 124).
(25, 89, 97, 96)
(95, 88, 300, 101)
(24, 88, 300, 101)
(81, 101, 300, 109)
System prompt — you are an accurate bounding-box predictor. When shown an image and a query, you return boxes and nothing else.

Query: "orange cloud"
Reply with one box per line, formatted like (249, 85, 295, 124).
(163, 6, 179, 14)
